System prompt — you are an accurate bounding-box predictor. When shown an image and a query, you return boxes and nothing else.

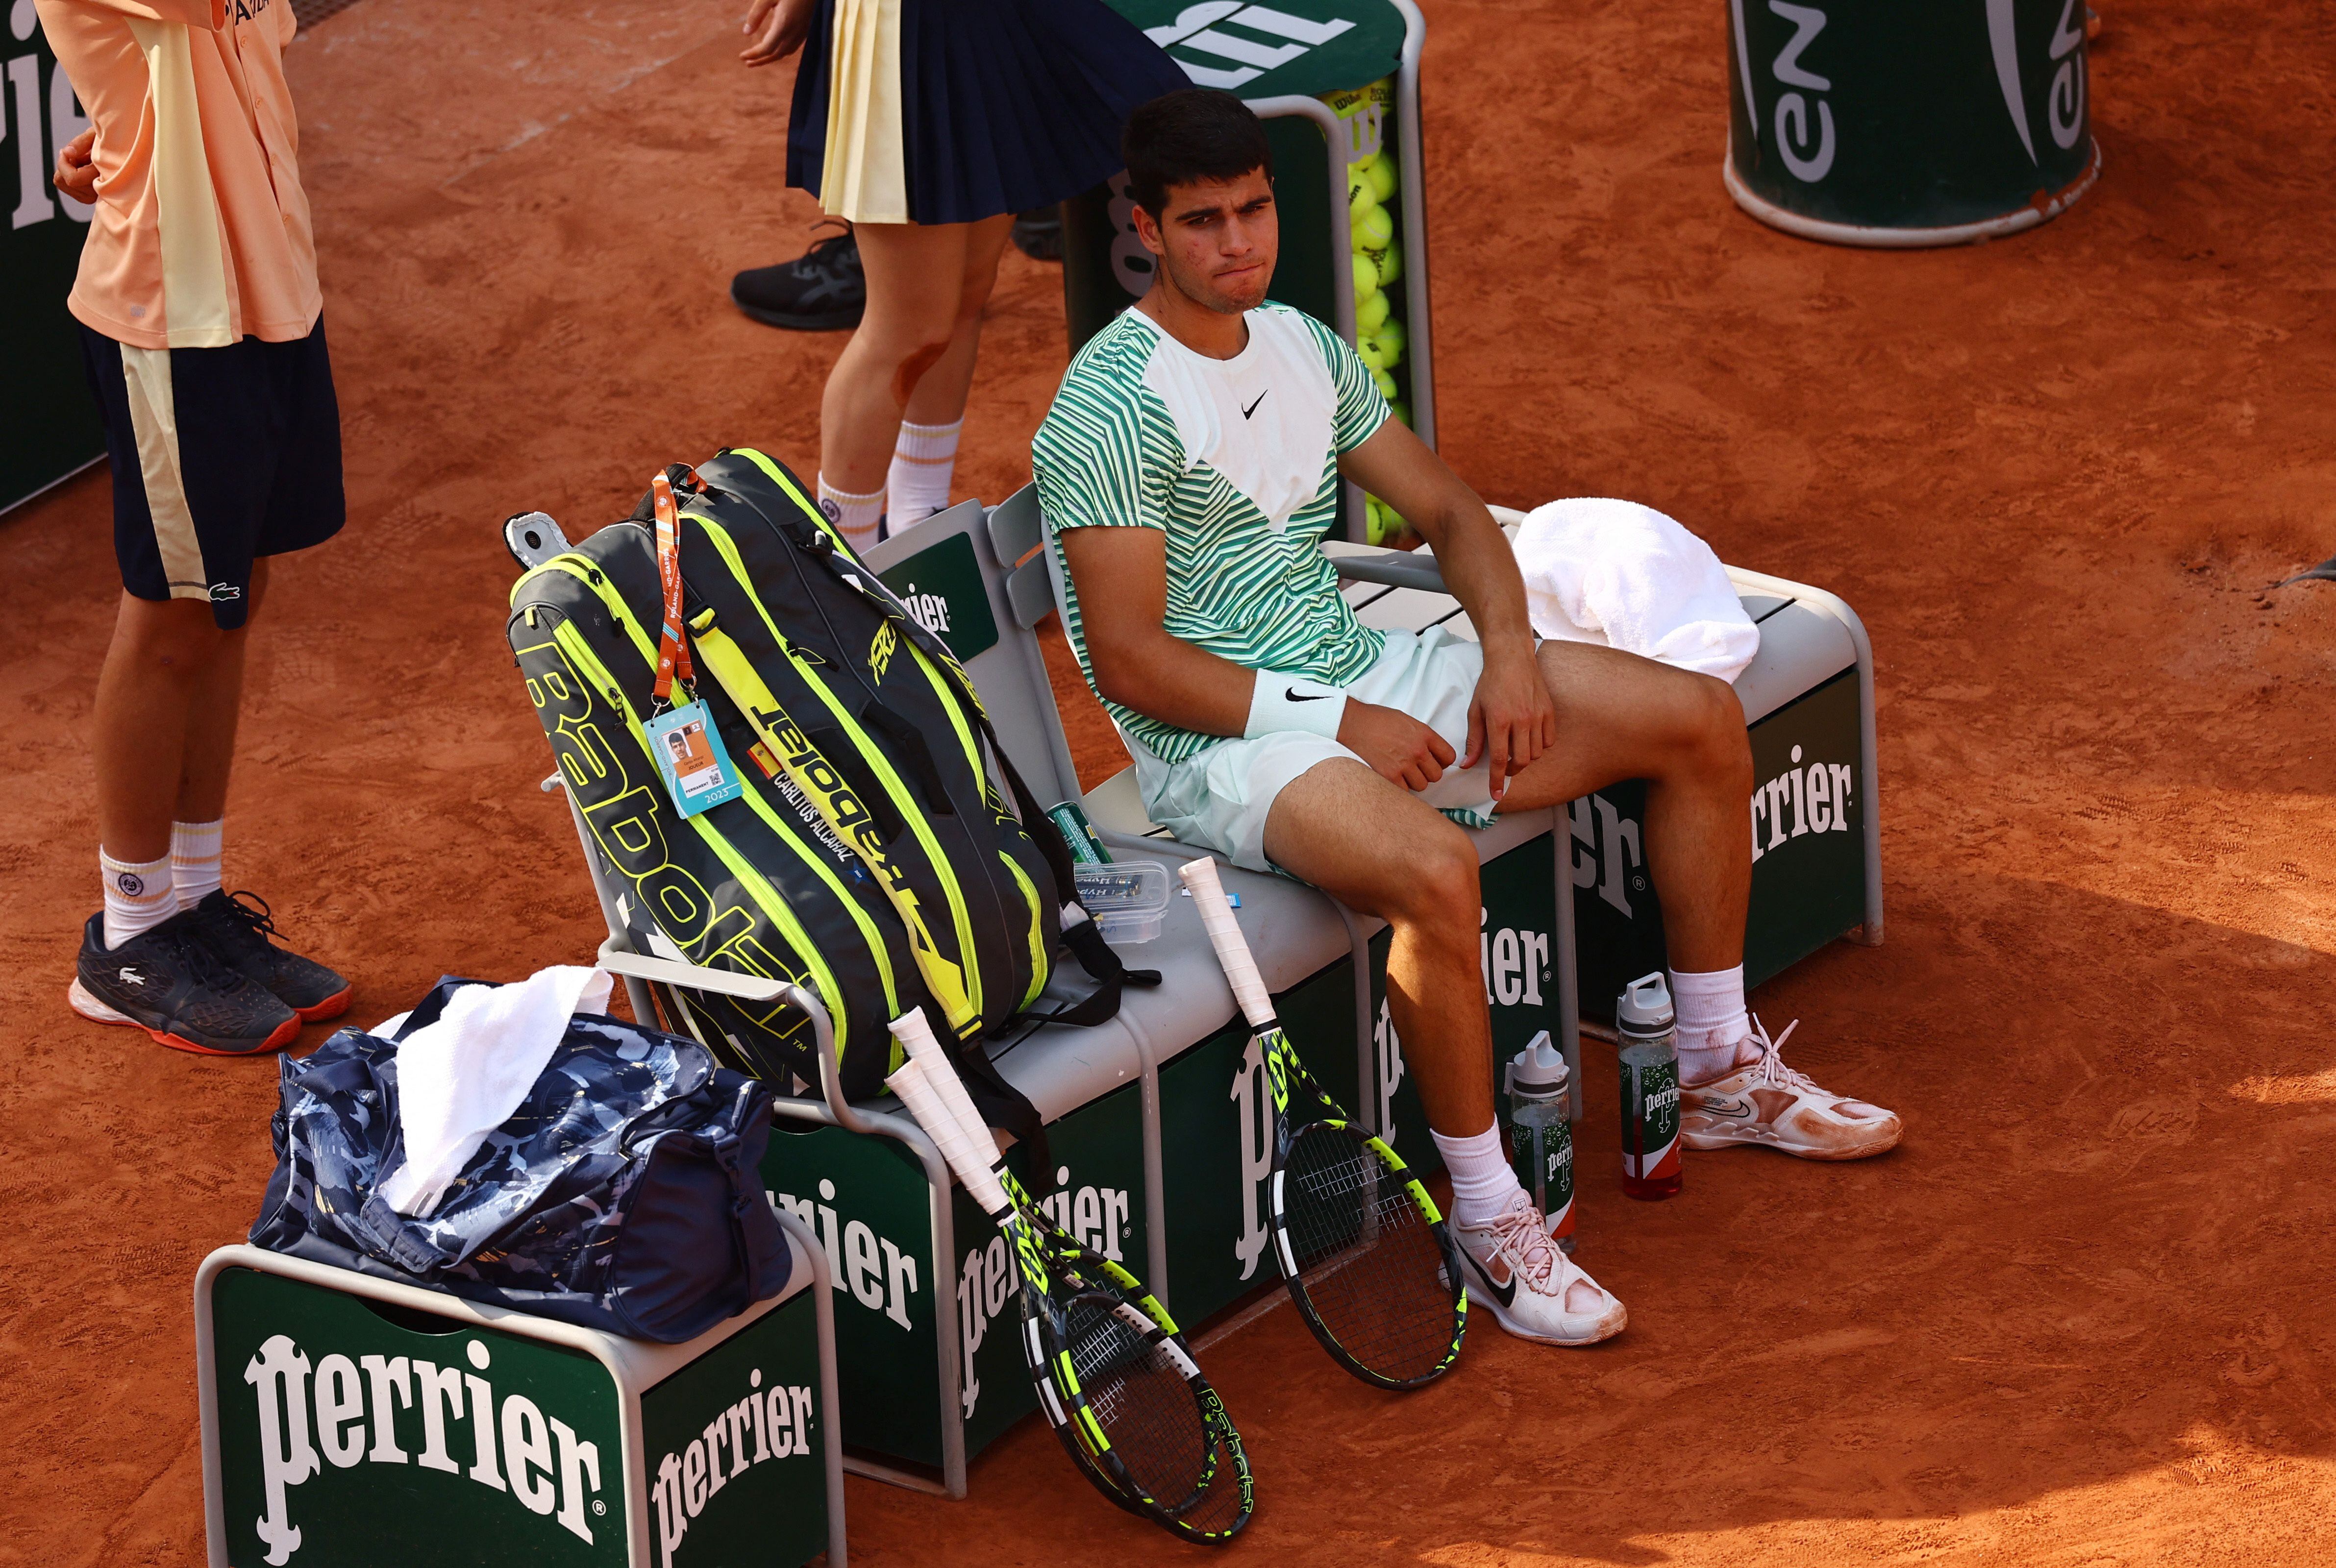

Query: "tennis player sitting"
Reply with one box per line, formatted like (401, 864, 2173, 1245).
(1032, 90, 1902, 1349)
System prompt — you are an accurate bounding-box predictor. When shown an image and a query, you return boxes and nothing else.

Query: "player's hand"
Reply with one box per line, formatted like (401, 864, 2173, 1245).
(741, 0, 814, 65)
(1339, 699, 1456, 793)
(52, 129, 98, 205)
(1463, 640, 1556, 802)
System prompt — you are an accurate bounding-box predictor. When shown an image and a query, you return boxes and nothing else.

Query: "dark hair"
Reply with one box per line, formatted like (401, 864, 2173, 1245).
(1123, 88, 1272, 218)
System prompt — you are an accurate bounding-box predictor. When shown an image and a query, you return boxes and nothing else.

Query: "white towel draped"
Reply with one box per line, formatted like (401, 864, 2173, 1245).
(1511, 497, 1760, 683)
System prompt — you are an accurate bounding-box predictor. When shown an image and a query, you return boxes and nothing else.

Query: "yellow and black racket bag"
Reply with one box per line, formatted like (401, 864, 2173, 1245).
(507, 448, 1145, 1104)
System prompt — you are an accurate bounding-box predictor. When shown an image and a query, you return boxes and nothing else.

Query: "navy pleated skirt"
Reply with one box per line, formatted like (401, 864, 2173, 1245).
(787, 0, 1192, 226)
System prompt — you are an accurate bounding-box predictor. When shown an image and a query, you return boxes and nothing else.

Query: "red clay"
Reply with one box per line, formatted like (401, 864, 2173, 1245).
(4, 1, 2335, 1564)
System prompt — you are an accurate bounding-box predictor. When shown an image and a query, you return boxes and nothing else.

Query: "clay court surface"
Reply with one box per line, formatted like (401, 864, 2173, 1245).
(6, 1, 2336, 1563)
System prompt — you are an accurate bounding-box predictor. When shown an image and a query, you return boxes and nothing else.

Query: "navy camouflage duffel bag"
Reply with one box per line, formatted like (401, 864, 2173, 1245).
(249, 978, 791, 1343)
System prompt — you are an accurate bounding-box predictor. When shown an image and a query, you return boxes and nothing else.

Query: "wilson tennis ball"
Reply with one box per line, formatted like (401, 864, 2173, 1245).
(1372, 365, 1398, 401)
(1355, 202, 1394, 250)
(1356, 287, 1391, 337)
(1355, 333, 1387, 372)
(1368, 238, 1403, 287)
(1367, 496, 1393, 546)
(1353, 253, 1377, 296)
(1347, 167, 1379, 222)
(1373, 317, 1406, 364)
(1364, 150, 1398, 205)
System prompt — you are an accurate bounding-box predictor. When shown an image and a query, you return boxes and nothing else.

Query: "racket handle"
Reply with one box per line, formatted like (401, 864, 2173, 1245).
(886, 1058, 1011, 1215)
(889, 1007, 1004, 1173)
(1176, 857, 1274, 1029)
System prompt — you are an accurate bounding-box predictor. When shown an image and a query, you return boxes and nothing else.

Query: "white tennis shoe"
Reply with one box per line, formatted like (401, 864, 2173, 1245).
(1450, 1192, 1627, 1347)
(1680, 1018, 1902, 1160)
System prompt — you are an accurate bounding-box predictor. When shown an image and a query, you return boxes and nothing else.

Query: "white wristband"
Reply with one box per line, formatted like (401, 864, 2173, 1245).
(1244, 672, 1347, 741)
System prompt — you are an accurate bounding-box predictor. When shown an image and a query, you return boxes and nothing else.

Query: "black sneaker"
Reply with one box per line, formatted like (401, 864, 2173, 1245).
(190, 889, 353, 1023)
(730, 224, 864, 330)
(69, 908, 300, 1056)
(1010, 205, 1064, 262)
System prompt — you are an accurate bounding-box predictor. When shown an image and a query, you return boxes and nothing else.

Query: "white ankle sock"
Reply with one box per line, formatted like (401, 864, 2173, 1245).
(817, 473, 885, 553)
(1431, 1124, 1525, 1226)
(1671, 964, 1751, 1081)
(172, 818, 224, 906)
(885, 418, 961, 529)
(101, 849, 178, 950)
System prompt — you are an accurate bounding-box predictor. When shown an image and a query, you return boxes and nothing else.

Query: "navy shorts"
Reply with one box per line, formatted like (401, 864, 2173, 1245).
(79, 318, 346, 631)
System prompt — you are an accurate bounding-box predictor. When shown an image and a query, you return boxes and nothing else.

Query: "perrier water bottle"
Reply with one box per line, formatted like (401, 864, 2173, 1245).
(1617, 972, 1683, 1200)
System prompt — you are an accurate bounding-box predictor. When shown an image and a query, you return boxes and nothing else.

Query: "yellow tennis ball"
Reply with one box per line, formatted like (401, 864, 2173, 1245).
(1355, 203, 1394, 251)
(1371, 365, 1398, 400)
(1356, 287, 1391, 336)
(1347, 167, 1379, 222)
(1390, 398, 1411, 428)
(1373, 317, 1406, 363)
(1364, 151, 1398, 205)
(1355, 333, 1387, 372)
(1352, 253, 1377, 296)
(1369, 238, 1403, 287)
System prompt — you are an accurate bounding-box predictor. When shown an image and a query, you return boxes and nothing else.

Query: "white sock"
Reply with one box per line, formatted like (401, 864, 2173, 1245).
(1671, 964, 1751, 1082)
(172, 818, 224, 907)
(817, 472, 885, 554)
(101, 849, 179, 950)
(884, 417, 961, 529)
(1431, 1124, 1525, 1226)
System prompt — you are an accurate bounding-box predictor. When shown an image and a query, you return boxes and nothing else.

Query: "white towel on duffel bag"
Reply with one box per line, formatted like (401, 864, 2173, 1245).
(378, 965, 614, 1218)
(1511, 497, 1760, 682)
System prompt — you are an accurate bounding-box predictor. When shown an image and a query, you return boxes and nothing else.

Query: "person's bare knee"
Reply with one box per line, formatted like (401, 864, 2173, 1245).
(112, 596, 226, 680)
(1682, 671, 1751, 788)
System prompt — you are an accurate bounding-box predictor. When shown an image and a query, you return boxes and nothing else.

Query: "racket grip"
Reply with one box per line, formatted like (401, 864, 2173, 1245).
(1176, 857, 1274, 1029)
(889, 1008, 1003, 1172)
(886, 1058, 1011, 1215)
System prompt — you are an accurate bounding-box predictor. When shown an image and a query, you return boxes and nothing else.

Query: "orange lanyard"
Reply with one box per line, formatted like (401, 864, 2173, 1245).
(650, 471, 693, 706)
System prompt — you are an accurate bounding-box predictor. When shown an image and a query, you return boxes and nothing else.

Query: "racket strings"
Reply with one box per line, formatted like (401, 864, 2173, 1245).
(1280, 1123, 1461, 1384)
(1063, 1296, 1247, 1536)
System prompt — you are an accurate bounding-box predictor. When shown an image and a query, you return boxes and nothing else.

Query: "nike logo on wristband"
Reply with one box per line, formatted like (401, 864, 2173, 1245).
(1242, 391, 1268, 419)
(1285, 688, 1334, 702)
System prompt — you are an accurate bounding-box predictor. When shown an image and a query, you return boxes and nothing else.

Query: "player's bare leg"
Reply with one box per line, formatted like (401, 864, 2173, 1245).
(1264, 759, 1623, 1339)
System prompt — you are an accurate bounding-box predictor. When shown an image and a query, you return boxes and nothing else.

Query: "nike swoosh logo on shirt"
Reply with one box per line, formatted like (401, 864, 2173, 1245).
(1286, 688, 1334, 702)
(1241, 391, 1268, 419)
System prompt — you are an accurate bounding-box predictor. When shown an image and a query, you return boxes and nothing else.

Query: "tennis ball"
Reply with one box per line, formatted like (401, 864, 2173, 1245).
(1364, 495, 1388, 545)
(1368, 238, 1403, 287)
(1355, 202, 1394, 251)
(1356, 287, 1391, 336)
(1355, 333, 1386, 372)
(1352, 253, 1377, 296)
(1371, 365, 1398, 401)
(1390, 398, 1412, 429)
(1364, 150, 1398, 205)
(1346, 167, 1379, 222)
(1373, 317, 1406, 364)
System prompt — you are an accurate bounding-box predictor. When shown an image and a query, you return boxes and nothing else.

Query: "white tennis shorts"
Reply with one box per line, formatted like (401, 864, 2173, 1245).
(1134, 626, 1501, 875)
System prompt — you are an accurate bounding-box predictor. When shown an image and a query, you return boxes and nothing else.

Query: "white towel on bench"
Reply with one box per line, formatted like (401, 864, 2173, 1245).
(1511, 497, 1759, 683)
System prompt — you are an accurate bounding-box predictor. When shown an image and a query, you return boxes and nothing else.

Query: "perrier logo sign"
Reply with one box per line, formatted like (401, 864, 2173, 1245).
(238, 1330, 607, 1565)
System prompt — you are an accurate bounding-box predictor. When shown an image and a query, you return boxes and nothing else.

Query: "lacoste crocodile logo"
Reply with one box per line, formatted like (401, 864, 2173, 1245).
(118, 968, 149, 986)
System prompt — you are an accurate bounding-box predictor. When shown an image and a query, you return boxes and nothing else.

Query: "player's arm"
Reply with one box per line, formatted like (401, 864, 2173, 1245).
(1338, 417, 1555, 799)
(1060, 524, 1457, 792)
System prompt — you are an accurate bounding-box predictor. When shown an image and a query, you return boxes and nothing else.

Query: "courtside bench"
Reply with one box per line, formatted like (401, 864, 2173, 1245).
(514, 486, 1878, 1500)
(196, 1214, 846, 1568)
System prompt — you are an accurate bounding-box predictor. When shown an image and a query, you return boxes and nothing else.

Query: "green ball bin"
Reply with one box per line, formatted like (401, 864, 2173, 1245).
(1725, 0, 2101, 246)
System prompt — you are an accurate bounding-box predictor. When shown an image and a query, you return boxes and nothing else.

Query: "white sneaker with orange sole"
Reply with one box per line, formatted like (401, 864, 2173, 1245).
(1680, 1018, 1902, 1160)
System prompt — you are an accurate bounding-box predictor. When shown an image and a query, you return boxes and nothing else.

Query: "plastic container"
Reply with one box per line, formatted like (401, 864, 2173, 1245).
(1505, 1030, 1575, 1253)
(1073, 860, 1170, 945)
(1616, 972, 1683, 1200)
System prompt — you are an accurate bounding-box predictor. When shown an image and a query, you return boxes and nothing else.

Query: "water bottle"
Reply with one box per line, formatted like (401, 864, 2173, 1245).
(1505, 1031, 1576, 1252)
(1616, 971, 1683, 1200)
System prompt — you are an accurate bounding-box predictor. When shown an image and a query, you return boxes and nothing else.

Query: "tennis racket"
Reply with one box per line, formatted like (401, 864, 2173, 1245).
(1177, 856, 1468, 1390)
(885, 1011, 1254, 1544)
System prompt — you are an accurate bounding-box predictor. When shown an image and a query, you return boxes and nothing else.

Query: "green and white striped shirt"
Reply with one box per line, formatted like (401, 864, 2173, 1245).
(1032, 304, 1392, 765)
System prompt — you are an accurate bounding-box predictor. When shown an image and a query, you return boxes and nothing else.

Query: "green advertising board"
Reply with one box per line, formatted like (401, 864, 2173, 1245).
(200, 1252, 835, 1568)
(1725, 0, 2098, 245)
(3, 9, 103, 512)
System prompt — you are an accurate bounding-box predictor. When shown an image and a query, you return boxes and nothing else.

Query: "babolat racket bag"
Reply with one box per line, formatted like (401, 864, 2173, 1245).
(506, 448, 1146, 1104)
(249, 978, 791, 1344)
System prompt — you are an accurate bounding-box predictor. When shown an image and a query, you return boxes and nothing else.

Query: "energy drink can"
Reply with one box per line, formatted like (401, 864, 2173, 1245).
(1045, 800, 1111, 865)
